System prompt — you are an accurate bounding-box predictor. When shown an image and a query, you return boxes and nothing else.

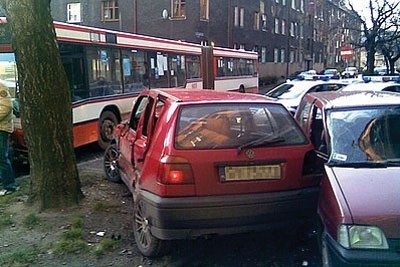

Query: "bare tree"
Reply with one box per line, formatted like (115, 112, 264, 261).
(1, 0, 83, 210)
(379, 33, 400, 74)
(347, 0, 400, 74)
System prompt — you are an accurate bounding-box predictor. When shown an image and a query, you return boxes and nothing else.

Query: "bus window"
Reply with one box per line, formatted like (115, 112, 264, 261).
(186, 55, 200, 79)
(121, 49, 148, 93)
(217, 57, 226, 77)
(169, 54, 186, 87)
(59, 43, 87, 102)
(87, 47, 122, 97)
(148, 51, 169, 89)
(0, 52, 18, 98)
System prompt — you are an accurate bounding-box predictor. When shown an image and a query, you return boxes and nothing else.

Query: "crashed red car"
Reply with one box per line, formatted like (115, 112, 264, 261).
(295, 91, 400, 267)
(104, 88, 320, 256)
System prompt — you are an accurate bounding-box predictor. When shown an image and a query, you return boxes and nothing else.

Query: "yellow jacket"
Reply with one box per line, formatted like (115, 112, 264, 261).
(0, 82, 14, 134)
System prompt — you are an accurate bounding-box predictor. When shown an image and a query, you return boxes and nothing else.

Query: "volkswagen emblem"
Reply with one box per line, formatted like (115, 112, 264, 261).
(245, 149, 255, 159)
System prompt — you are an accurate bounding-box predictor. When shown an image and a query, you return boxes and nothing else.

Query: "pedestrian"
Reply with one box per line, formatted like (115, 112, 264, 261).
(0, 82, 17, 195)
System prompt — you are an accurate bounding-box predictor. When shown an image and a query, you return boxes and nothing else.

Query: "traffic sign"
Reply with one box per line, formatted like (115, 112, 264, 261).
(340, 45, 353, 59)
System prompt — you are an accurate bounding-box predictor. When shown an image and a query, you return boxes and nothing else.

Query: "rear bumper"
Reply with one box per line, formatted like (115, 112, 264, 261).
(137, 187, 319, 240)
(325, 233, 400, 267)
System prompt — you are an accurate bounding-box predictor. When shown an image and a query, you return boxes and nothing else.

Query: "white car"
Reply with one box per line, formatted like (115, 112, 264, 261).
(341, 67, 358, 78)
(341, 80, 400, 93)
(265, 80, 347, 114)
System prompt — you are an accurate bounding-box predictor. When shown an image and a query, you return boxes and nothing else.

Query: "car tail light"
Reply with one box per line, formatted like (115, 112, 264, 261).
(158, 155, 194, 185)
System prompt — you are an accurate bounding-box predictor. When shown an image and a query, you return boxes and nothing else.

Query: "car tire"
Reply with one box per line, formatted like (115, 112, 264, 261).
(103, 143, 121, 183)
(133, 199, 169, 257)
(99, 111, 118, 150)
(239, 85, 245, 93)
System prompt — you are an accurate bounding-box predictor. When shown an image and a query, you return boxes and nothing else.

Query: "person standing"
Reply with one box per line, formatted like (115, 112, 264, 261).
(0, 82, 17, 194)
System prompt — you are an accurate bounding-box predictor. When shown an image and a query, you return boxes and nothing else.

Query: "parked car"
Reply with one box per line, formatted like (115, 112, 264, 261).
(104, 88, 320, 256)
(341, 67, 358, 78)
(295, 90, 400, 267)
(340, 80, 400, 93)
(265, 80, 347, 114)
(323, 69, 340, 79)
(374, 66, 387, 76)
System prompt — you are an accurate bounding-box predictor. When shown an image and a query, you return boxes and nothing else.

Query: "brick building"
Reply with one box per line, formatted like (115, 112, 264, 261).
(50, 0, 359, 79)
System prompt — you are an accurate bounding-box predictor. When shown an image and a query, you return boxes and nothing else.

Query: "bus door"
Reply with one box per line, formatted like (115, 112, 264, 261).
(147, 52, 169, 88)
(168, 54, 186, 87)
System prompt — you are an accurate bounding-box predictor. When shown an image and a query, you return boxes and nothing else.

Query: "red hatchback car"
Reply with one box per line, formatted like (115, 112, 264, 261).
(295, 91, 400, 267)
(104, 89, 320, 256)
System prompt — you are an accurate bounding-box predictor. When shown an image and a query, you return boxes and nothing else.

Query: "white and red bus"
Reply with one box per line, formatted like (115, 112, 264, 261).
(0, 18, 258, 157)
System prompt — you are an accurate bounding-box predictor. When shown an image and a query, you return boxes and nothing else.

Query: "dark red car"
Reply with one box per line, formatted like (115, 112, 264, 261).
(295, 90, 400, 267)
(104, 88, 320, 256)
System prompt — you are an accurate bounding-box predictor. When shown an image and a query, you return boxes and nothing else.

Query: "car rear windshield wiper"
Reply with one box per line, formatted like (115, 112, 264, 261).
(237, 135, 285, 154)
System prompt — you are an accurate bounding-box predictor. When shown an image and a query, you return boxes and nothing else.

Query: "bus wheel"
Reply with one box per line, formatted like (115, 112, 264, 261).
(239, 85, 245, 93)
(98, 111, 118, 150)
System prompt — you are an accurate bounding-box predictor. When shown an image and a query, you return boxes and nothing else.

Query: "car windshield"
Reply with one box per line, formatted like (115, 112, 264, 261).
(266, 83, 306, 99)
(326, 106, 400, 166)
(324, 70, 336, 74)
(175, 103, 307, 149)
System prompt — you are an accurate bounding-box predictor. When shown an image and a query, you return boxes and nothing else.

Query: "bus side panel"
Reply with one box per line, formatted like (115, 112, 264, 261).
(73, 120, 98, 147)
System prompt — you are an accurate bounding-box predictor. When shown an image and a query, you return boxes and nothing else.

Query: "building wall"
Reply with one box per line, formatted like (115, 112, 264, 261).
(49, 0, 358, 79)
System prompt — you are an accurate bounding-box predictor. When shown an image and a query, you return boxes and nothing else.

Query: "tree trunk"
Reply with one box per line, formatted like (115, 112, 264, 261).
(4, 0, 83, 210)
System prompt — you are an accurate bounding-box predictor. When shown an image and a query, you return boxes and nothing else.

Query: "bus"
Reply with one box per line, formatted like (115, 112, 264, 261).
(0, 18, 258, 159)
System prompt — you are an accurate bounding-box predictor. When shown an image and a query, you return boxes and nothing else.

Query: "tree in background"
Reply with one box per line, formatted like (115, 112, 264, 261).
(379, 34, 400, 74)
(347, 0, 400, 74)
(0, 0, 83, 210)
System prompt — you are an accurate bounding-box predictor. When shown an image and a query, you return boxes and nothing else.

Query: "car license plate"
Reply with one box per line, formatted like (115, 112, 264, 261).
(222, 164, 281, 181)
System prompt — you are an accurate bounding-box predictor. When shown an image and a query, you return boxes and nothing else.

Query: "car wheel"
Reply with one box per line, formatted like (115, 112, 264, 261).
(99, 111, 118, 150)
(133, 199, 168, 257)
(103, 143, 121, 183)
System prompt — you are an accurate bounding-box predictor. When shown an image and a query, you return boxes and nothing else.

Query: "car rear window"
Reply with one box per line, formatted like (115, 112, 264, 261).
(175, 103, 308, 149)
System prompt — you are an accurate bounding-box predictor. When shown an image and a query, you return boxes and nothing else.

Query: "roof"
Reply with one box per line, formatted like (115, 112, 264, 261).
(306, 91, 400, 110)
(147, 88, 274, 103)
(341, 81, 399, 91)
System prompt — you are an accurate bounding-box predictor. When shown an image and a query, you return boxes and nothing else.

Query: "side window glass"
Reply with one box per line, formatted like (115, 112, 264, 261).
(297, 100, 312, 130)
(130, 96, 149, 131)
(310, 106, 327, 154)
(141, 97, 155, 137)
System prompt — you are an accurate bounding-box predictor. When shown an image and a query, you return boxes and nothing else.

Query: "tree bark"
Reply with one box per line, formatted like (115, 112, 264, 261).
(3, 0, 83, 210)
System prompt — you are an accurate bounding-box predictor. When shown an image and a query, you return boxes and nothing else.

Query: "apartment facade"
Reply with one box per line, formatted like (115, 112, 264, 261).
(50, 0, 359, 78)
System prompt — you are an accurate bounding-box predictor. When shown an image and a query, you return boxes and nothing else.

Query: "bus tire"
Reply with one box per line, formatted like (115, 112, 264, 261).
(98, 111, 118, 150)
(239, 85, 245, 93)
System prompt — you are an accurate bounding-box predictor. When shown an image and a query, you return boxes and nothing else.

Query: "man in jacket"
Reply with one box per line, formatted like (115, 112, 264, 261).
(0, 82, 17, 194)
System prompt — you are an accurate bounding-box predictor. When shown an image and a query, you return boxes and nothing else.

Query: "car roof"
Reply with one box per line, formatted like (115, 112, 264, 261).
(145, 88, 274, 103)
(305, 90, 400, 110)
(341, 81, 399, 91)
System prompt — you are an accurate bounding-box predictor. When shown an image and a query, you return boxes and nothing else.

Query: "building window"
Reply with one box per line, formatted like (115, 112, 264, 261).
(172, 0, 186, 18)
(234, 6, 239, 27)
(200, 0, 209, 20)
(262, 14, 267, 31)
(280, 49, 286, 63)
(233, 7, 244, 28)
(254, 12, 260, 30)
(282, 0, 286, 5)
(281, 19, 286, 35)
(260, 1, 265, 13)
(240, 8, 245, 28)
(67, 3, 81, 23)
(261, 47, 267, 63)
(101, 0, 119, 21)
(274, 48, 279, 63)
(290, 50, 295, 63)
(290, 22, 295, 36)
(274, 18, 279, 34)
(291, 0, 296, 9)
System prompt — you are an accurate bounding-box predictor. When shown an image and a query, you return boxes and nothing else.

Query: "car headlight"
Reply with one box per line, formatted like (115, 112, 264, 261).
(338, 224, 389, 249)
